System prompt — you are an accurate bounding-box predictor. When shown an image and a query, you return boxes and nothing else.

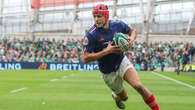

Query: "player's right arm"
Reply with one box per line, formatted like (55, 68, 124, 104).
(83, 42, 121, 63)
(82, 33, 121, 63)
(82, 47, 109, 63)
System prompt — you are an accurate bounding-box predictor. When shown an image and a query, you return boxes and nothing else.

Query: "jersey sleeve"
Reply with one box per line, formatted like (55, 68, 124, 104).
(83, 32, 95, 53)
(120, 21, 131, 34)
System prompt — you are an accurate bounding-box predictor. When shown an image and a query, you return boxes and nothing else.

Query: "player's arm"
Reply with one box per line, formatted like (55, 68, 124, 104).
(120, 21, 136, 47)
(127, 28, 136, 46)
(82, 48, 109, 63)
(129, 28, 136, 41)
(82, 42, 121, 63)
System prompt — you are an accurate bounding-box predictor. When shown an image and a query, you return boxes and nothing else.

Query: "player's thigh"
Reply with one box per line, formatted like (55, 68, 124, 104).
(102, 72, 124, 94)
(123, 67, 142, 87)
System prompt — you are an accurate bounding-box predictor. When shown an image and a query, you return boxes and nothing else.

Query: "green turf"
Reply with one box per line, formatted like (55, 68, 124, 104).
(158, 71, 195, 86)
(0, 70, 195, 110)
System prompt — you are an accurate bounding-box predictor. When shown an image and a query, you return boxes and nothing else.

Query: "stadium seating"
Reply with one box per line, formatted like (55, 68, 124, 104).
(0, 37, 194, 71)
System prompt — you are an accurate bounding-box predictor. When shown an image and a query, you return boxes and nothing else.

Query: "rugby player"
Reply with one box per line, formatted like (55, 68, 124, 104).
(82, 4, 160, 110)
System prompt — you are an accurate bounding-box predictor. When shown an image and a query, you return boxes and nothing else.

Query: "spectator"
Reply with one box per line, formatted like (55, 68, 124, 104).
(0, 36, 194, 72)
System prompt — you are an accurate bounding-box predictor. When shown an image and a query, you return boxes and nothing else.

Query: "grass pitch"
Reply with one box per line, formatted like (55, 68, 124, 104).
(0, 70, 195, 110)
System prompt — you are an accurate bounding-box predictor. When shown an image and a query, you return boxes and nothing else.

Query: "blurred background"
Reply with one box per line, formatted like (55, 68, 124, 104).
(0, 0, 194, 72)
(0, 0, 195, 35)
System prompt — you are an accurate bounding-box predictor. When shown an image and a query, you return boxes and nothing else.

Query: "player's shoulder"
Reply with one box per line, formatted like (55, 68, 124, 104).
(85, 25, 97, 41)
(87, 24, 97, 35)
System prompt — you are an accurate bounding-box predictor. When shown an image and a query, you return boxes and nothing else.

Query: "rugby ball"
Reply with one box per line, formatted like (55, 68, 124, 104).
(113, 33, 129, 52)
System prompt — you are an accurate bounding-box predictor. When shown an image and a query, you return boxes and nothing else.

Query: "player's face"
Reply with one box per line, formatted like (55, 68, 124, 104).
(93, 14, 106, 28)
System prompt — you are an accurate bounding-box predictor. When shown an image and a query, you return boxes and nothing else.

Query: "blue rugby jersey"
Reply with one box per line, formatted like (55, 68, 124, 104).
(83, 20, 131, 74)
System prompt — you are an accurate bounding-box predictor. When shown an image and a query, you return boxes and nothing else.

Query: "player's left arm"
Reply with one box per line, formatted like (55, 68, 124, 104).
(128, 28, 136, 46)
(120, 20, 136, 48)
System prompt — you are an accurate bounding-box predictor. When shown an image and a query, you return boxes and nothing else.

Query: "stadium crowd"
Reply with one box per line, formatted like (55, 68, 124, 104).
(127, 41, 195, 71)
(0, 37, 194, 71)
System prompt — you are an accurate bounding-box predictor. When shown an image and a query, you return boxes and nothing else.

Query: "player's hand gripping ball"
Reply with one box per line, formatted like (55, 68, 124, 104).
(113, 33, 130, 52)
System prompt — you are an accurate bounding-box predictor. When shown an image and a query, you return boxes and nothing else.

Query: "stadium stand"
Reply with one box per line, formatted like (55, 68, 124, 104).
(0, 36, 194, 71)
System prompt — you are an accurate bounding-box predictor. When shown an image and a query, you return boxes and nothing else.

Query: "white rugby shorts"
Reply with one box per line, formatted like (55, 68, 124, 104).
(101, 56, 134, 94)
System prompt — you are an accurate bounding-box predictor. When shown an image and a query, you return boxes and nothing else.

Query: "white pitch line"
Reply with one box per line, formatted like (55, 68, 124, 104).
(10, 87, 27, 93)
(50, 79, 58, 82)
(152, 72, 195, 90)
